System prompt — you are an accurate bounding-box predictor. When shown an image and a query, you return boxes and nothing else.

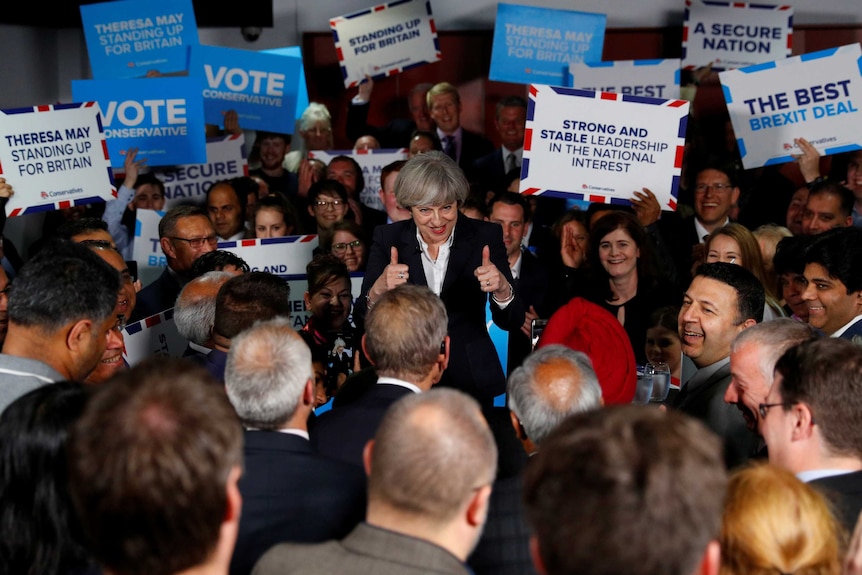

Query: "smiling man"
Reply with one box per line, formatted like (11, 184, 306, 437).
(427, 82, 493, 177)
(671, 262, 764, 468)
(206, 180, 247, 242)
(724, 319, 815, 452)
(473, 96, 527, 194)
(801, 227, 862, 339)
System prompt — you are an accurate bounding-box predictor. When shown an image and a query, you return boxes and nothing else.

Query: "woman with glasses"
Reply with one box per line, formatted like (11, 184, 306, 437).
(356, 152, 524, 403)
(307, 180, 349, 238)
(323, 221, 367, 272)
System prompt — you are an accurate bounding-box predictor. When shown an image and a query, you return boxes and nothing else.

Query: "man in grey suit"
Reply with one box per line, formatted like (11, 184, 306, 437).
(672, 262, 764, 468)
(253, 388, 497, 575)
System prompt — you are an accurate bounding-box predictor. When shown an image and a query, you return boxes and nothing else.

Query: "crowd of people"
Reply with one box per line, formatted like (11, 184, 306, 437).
(2, 73, 862, 575)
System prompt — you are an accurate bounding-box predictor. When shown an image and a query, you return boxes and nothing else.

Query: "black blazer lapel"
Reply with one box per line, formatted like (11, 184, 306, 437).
(442, 215, 476, 294)
(397, 220, 428, 286)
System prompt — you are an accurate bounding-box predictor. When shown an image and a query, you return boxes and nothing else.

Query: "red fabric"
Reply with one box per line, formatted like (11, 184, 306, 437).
(538, 297, 637, 404)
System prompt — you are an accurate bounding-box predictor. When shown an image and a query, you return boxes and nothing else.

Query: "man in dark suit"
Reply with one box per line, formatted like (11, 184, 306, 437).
(345, 78, 434, 148)
(800, 227, 862, 339)
(762, 338, 862, 534)
(427, 82, 494, 178)
(672, 263, 764, 468)
(254, 389, 497, 575)
(312, 284, 449, 467)
(472, 96, 526, 194)
(654, 165, 741, 290)
(225, 318, 366, 575)
(131, 205, 217, 322)
(523, 406, 727, 575)
(469, 345, 602, 575)
(173, 271, 234, 360)
(486, 192, 549, 372)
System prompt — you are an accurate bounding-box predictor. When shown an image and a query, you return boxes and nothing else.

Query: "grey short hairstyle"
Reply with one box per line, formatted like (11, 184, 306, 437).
(394, 151, 468, 209)
(174, 271, 233, 345)
(298, 102, 331, 133)
(507, 345, 602, 446)
(365, 285, 448, 381)
(225, 318, 312, 429)
(157, 205, 209, 239)
(730, 319, 816, 384)
(368, 389, 497, 523)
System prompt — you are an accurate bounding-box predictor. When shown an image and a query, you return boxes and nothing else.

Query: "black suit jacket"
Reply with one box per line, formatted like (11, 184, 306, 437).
(653, 214, 701, 291)
(345, 102, 417, 148)
(810, 470, 862, 535)
(355, 215, 525, 402)
(472, 148, 507, 192)
(311, 383, 414, 467)
(130, 267, 181, 323)
(231, 431, 366, 575)
(508, 251, 549, 373)
(468, 475, 538, 575)
(671, 362, 756, 469)
(458, 129, 495, 180)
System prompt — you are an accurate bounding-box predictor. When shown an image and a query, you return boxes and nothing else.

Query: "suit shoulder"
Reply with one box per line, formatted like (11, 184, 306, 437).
(253, 540, 342, 575)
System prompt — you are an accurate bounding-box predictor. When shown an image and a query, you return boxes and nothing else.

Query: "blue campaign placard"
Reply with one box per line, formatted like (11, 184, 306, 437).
(189, 45, 302, 134)
(490, 3, 606, 86)
(262, 46, 309, 121)
(80, 0, 198, 79)
(71, 77, 207, 167)
(720, 43, 862, 169)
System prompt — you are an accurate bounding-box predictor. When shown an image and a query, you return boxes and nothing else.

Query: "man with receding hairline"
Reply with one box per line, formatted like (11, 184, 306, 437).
(253, 388, 496, 575)
(470, 345, 602, 575)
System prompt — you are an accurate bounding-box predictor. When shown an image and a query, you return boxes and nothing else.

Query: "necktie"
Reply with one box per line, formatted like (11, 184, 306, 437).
(506, 152, 518, 174)
(444, 136, 456, 161)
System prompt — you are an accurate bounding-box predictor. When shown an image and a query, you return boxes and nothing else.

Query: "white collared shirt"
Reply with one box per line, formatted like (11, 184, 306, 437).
(437, 127, 463, 162)
(694, 217, 729, 243)
(502, 146, 523, 171)
(510, 251, 523, 280)
(245, 427, 311, 441)
(416, 227, 455, 296)
(830, 314, 862, 338)
(377, 376, 422, 394)
(797, 469, 858, 482)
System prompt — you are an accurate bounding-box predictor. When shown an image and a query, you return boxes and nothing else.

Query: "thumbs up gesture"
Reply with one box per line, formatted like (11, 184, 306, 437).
(474, 245, 508, 299)
(369, 246, 410, 303)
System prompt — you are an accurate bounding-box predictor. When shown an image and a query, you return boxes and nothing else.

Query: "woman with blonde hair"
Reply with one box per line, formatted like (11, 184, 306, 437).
(705, 223, 785, 320)
(720, 464, 842, 575)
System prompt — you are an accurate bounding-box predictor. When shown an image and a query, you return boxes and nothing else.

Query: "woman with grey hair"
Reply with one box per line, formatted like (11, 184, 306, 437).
(283, 102, 334, 172)
(355, 151, 525, 403)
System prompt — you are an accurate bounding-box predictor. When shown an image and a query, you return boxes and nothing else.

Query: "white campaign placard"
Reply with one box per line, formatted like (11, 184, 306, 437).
(123, 309, 188, 366)
(720, 44, 862, 169)
(569, 59, 681, 100)
(0, 103, 116, 217)
(132, 209, 167, 287)
(309, 148, 407, 211)
(330, 0, 441, 89)
(152, 135, 248, 208)
(682, 0, 792, 70)
(521, 85, 689, 210)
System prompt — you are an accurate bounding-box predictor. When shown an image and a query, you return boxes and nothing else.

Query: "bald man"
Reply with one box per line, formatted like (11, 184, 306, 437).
(469, 345, 603, 575)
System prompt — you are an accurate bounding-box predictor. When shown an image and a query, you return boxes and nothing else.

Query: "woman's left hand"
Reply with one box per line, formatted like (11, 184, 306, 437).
(474, 245, 509, 299)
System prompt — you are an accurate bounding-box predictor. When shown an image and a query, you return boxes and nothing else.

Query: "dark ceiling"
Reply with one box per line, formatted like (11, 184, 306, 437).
(1, 1, 273, 28)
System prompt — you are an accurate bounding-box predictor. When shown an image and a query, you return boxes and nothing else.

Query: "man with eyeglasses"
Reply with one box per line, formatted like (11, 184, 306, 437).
(656, 165, 741, 290)
(131, 205, 217, 322)
(760, 338, 862, 533)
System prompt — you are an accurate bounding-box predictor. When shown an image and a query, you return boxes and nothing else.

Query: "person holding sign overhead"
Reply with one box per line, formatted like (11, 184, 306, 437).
(356, 151, 524, 404)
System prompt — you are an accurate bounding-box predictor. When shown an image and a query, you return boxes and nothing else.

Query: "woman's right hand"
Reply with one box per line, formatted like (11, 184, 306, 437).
(560, 221, 586, 268)
(369, 246, 409, 301)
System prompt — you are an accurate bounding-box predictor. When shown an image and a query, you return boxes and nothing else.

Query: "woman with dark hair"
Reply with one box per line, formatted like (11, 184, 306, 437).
(300, 255, 357, 392)
(0, 382, 93, 575)
(254, 194, 301, 238)
(321, 220, 368, 272)
(572, 211, 680, 365)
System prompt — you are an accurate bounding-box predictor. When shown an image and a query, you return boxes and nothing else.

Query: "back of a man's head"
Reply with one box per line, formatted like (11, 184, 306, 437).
(174, 271, 234, 346)
(213, 272, 291, 341)
(68, 358, 243, 575)
(774, 338, 862, 460)
(8, 240, 119, 334)
(524, 406, 726, 575)
(364, 285, 448, 383)
(507, 345, 602, 447)
(367, 388, 497, 525)
(225, 317, 312, 429)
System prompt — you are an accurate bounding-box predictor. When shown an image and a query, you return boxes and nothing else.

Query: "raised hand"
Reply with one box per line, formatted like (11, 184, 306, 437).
(369, 246, 409, 303)
(474, 245, 508, 299)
